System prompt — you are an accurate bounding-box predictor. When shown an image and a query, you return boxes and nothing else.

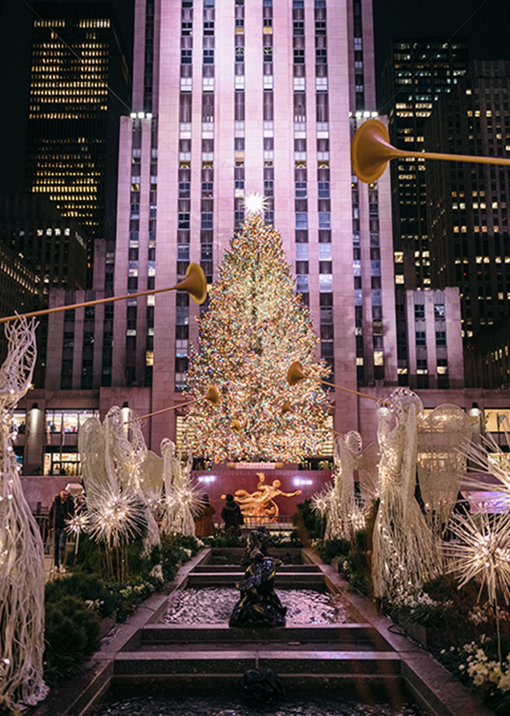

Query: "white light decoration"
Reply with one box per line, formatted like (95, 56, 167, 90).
(0, 317, 49, 708)
(446, 511, 510, 665)
(446, 512, 510, 605)
(243, 192, 269, 216)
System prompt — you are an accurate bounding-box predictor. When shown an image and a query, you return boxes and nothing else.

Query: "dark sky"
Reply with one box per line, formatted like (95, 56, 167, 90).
(0, 0, 509, 192)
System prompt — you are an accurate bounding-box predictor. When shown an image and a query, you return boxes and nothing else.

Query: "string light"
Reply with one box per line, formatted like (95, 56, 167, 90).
(184, 213, 331, 463)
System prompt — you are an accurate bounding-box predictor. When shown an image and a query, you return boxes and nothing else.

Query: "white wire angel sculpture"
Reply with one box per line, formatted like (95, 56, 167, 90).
(0, 318, 49, 708)
(372, 388, 438, 598)
(160, 439, 203, 536)
(313, 431, 378, 542)
(79, 406, 162, 578)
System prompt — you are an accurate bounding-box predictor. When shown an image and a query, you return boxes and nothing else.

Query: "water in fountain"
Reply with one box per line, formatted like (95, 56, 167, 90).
(165, 587, 351, 625)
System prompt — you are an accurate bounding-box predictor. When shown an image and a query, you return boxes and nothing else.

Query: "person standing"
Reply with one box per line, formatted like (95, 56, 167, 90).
(194, 494, 216, 537)
(221, 493, 242, 533)
(49, 489, 74, 573)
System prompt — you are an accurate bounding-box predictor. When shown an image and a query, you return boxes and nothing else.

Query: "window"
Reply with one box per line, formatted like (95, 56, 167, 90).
(319, 274, 333, 292)
(434, 303, 446, 320)
(295, 212, 308, 230)
(181, 49, 192, 64)
(415, 304, 425, 320)
(177, 244, 190, 261)
(318, 212, 330, 229)
(201, 212, 213, 229)
(203, 49, 214, 64)
(294, 48, 305, 64)
(416, 331, 426, 346)
(296, 275, 309, 292)
(295, 182, 307, 199)
(178, 213, 190, 229)
(318, 181, 330, 199)
(236, 47, 245, 62)
(435, 331, 446, 346)
(316, 49, 327, 64)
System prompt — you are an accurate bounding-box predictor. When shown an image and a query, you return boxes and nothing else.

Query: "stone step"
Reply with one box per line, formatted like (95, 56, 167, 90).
(113, 650, 402, 677)
(139, 624, 392, 651)
(185, 573, 326, 589)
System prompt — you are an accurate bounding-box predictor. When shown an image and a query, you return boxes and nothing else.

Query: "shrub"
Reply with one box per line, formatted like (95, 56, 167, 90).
(45, 573, 116, 618)
(317, 538, 351, 565)
(292, 499, 325, 544)
(44, 595, 101, 684)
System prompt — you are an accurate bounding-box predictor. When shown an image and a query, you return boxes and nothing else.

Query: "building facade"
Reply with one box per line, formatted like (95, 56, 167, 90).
(25, 1, 131, 274)
(426, 61, 510, 354)
(380, 38, 469, 291)
(0, 193, 88, 385)
(110, 0, 397, 452)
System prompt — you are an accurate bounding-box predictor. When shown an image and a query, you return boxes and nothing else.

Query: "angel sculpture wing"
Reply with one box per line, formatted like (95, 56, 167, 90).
(417, 404, 472, 531)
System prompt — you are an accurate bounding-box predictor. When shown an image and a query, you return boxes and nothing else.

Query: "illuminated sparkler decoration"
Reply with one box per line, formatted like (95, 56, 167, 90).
(0, 317, 49, 708)
(446, 511, 510, 664)
(66, 512, 89, 554)
(86, 489, 146, 549)
(446, 512, 510, 605)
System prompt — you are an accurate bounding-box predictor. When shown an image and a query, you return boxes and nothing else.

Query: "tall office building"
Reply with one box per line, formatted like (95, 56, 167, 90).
(109, 0, 398, 451)
(426, 62, 510, 339)
(380, 39, 469, 290)
(26, 1, 131, 271)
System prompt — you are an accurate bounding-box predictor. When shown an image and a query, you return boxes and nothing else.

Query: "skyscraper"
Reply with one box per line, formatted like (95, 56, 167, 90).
(380, 38, 469, 290)
(110, 0, 397, 451)
(26, 1, 131, 270)
(425, 60, 510, 387)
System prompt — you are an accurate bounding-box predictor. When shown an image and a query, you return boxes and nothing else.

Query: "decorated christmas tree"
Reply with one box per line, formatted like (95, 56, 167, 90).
(183, 211, 331, 463)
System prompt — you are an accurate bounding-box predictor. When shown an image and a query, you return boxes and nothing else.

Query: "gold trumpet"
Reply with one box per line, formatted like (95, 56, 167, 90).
(0, 262, 207, 324)
(351, 119, 510, 184)
(230, 419, 242, 433)
(124, 385, 220, 424)
(287, 360, 391, 405)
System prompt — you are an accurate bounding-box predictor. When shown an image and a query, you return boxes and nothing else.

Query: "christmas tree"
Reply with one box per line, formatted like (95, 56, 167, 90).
(184, 212, 331, 463)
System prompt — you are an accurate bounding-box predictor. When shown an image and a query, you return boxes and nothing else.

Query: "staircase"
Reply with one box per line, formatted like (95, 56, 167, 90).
(111, 553, 405, 696)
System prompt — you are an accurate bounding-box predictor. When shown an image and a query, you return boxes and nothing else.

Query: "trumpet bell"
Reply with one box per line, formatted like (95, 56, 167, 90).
(287, 360, 308, 386)
(351, 119, 401, 184)
(205, 385, 220, 405)
(173, 263, 208, 305)
(231, 419, 242, 433)
(281, 400, 292, 414)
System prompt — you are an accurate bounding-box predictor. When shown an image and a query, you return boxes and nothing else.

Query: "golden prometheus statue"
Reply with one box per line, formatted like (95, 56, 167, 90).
(223, 473, 302, 523)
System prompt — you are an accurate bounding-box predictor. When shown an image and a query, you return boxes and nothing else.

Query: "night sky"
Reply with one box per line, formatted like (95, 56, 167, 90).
(0, 0, 509, 192)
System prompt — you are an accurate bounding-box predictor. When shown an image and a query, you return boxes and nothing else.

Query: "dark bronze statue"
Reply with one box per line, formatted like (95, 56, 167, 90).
(229, 527, 287, 628)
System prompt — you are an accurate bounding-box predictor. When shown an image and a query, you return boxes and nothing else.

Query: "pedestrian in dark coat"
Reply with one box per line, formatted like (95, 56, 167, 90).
(222, 493, 242, 532)
(49, 489, 74, 573)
